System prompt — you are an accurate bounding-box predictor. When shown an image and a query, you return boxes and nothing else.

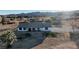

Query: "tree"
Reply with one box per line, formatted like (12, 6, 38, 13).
(3, 30, 17, 48)
(1, 16, 5, 25)
(51, 16, 56, 25)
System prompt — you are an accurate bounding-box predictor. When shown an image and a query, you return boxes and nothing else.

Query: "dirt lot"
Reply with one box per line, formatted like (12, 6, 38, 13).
(0, 23, 79, 49)
(32, 32, 79, 49)
(32, 37, 78, 49)
(0, 23, 18, 35)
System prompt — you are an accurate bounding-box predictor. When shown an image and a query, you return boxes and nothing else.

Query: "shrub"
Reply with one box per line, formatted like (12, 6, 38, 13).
(0, 30, 17, 48)
(43, 32, 57, 37)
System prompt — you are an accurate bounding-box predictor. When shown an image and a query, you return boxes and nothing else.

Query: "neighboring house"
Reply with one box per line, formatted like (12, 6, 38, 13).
(17, 21, 52, 32)
(27, 16, 52, 22)
(2, 15, 52, 24)
(2, 17, 15, 24)
(6, 16, 29, 23)
(17, 17, 29, 22)
(0, 16, 2, 23)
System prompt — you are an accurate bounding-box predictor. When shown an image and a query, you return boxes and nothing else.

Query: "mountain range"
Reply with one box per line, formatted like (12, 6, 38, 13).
(2, 10, 79, 19)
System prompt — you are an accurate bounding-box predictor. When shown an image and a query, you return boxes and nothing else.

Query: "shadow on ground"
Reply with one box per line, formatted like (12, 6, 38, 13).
(12, 32, 46, 49)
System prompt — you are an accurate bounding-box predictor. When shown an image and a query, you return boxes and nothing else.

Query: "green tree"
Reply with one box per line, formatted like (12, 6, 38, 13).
(3, 30, 17, 48)
(1, 16, 5, 25)
(51, 16, 56, 24)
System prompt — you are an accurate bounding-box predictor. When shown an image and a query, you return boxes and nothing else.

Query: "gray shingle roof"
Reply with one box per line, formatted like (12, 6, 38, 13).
(18, 21, 52, 28)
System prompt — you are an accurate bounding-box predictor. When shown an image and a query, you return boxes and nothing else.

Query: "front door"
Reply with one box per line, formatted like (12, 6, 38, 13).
(32, 28, 35, 31)
(28, 28, 31, 31)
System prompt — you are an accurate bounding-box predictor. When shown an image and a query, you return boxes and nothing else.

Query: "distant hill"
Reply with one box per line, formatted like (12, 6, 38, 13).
(4, 12, 62, 17)
(26, 12, 58, 17)
(72, 10, 79, 16)
(2, 10, 79, 20)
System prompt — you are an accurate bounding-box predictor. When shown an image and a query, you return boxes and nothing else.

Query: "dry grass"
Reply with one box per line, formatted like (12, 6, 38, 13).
(0, 23, 19, 36)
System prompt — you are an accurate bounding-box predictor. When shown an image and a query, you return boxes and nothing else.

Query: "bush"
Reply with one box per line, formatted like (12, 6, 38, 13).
(0, 30, 17, 48)
(43, 32, 57, 37)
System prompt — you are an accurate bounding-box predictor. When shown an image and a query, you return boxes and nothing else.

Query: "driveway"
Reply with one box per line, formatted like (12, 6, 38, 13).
(12, 32, 44, 49)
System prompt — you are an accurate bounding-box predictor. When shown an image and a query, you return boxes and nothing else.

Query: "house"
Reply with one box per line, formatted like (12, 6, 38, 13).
(27, 16, 52, 22)
(2, 17, 16, 24)
(17, 21, 52, 32)
(0, 16, 2, 23)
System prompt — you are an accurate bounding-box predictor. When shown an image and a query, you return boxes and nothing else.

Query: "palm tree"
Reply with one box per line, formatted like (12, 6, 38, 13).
(4, 30, 17, 48)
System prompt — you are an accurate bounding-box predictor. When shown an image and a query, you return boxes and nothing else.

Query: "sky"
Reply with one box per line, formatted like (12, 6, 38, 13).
(0, 10, 58, 15)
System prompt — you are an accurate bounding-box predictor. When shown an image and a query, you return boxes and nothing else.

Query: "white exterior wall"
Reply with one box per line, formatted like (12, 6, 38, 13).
(40, 27, 52, 31)
(17, 27, 79, 32)
(35, 28, 38, 30)
(22, 18, 28, 21)
(18, 28, 28, 31)
(17, 27, 52, 32)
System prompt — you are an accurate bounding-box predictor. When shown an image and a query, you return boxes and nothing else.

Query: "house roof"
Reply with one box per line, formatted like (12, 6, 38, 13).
(18, 21, 52, 28)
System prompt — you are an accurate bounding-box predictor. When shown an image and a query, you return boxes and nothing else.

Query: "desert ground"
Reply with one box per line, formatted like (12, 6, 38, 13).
(0, 20, 79, 49)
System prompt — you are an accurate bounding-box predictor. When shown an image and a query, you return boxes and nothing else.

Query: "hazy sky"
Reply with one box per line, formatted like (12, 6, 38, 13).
(0, 10, 57, 15)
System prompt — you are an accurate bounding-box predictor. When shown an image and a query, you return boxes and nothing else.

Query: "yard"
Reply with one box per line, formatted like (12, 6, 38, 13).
(32, 33, 78, 49)
(0, 23, 79, 49)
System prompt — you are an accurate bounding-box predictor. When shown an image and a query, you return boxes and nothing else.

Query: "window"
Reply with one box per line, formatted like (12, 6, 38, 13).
(37, 28, 40, 31)
(37, 28, 39, 30)
(23, 27, 26, 30)
(30, 19, 35, 21)
(10, 18, 14, 21)
(45, 27, 48, 30)
(19, 27, 22, 30)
